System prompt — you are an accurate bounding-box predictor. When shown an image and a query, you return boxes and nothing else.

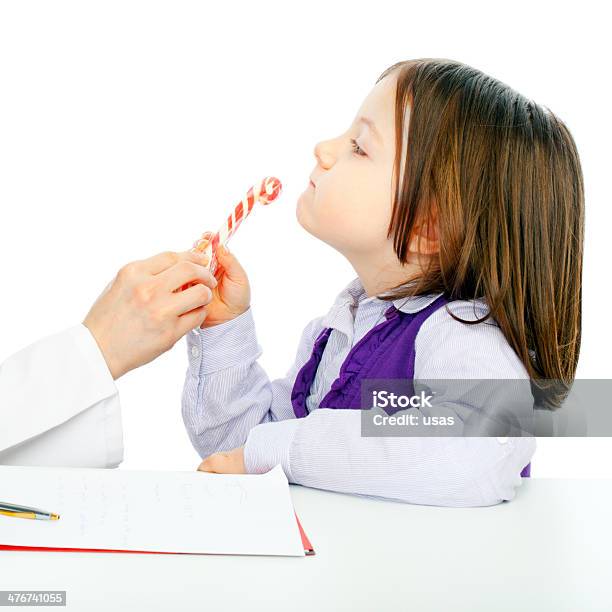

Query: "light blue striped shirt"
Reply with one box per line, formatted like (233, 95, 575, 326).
(182, 276, 536, 507)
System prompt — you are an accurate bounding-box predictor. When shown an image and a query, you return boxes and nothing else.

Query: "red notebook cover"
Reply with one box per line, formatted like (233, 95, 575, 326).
(0, 511, 315, 556)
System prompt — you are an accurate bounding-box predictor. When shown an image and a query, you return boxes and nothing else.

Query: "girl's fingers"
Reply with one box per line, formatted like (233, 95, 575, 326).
(216, 245, 246, 282)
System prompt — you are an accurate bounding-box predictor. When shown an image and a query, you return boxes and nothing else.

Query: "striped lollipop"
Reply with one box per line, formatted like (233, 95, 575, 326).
(191, 176, 282, 277)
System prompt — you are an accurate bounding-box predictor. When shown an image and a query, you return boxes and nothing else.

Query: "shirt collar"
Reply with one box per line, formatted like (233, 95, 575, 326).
(320, 275, 444, 331)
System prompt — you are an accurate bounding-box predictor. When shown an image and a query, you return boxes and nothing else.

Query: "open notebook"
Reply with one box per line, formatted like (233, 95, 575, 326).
(0, 464, 314, 556)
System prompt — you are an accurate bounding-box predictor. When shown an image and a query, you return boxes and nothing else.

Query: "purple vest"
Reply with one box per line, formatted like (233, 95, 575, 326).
(290, 295, 531, 478)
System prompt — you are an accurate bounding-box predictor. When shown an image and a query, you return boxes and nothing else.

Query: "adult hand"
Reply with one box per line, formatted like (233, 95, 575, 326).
(83, 250, 217, 380)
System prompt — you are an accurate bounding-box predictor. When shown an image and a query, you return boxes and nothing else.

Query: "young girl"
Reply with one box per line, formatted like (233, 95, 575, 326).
(181, 58, 584, 507)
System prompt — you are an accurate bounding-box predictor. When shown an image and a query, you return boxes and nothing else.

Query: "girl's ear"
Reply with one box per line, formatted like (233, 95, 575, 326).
(407, 204, 440, 256)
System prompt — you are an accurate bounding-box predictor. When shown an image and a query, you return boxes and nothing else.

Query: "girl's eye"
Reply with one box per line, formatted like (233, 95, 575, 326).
(350, 138, 367, 157)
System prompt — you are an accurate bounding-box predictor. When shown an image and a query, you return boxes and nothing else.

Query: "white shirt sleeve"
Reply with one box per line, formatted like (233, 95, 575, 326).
(181, 307, 322, 459)
(245, 411, 535, 507)
(0, 324, 124, 468)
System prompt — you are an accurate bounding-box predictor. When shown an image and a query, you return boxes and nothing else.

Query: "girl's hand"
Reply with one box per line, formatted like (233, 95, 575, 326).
(197, 447, 246, 474)
(196, 231, 251, 328)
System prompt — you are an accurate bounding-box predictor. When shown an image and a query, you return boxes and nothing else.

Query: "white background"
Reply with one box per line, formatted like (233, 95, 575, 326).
(0, 1, 609, 476)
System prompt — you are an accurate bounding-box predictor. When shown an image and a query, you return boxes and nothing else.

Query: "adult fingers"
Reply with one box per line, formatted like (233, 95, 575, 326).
(158, 260, 217, 293)
(176, 304, 208, 337)
(169, 282, 213, 316)
(192, 230, 214, 252)
(141, 250, 210, 276)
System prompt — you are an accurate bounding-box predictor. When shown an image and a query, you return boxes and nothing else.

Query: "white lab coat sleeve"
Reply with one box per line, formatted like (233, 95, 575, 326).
(0, 324, 124, 468)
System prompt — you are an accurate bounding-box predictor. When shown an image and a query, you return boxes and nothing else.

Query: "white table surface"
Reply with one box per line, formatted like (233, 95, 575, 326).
(1, 478, 611, 611)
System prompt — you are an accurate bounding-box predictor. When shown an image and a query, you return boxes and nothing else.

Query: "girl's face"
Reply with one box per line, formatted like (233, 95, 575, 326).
(297, 72, 399, 261)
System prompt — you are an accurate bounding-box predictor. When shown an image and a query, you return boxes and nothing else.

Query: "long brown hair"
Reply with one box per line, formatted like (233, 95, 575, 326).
(376, 59, 584, 401)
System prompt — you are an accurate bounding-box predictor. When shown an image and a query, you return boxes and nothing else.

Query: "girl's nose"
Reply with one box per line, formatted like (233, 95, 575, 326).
(314, 140, 335, 169)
